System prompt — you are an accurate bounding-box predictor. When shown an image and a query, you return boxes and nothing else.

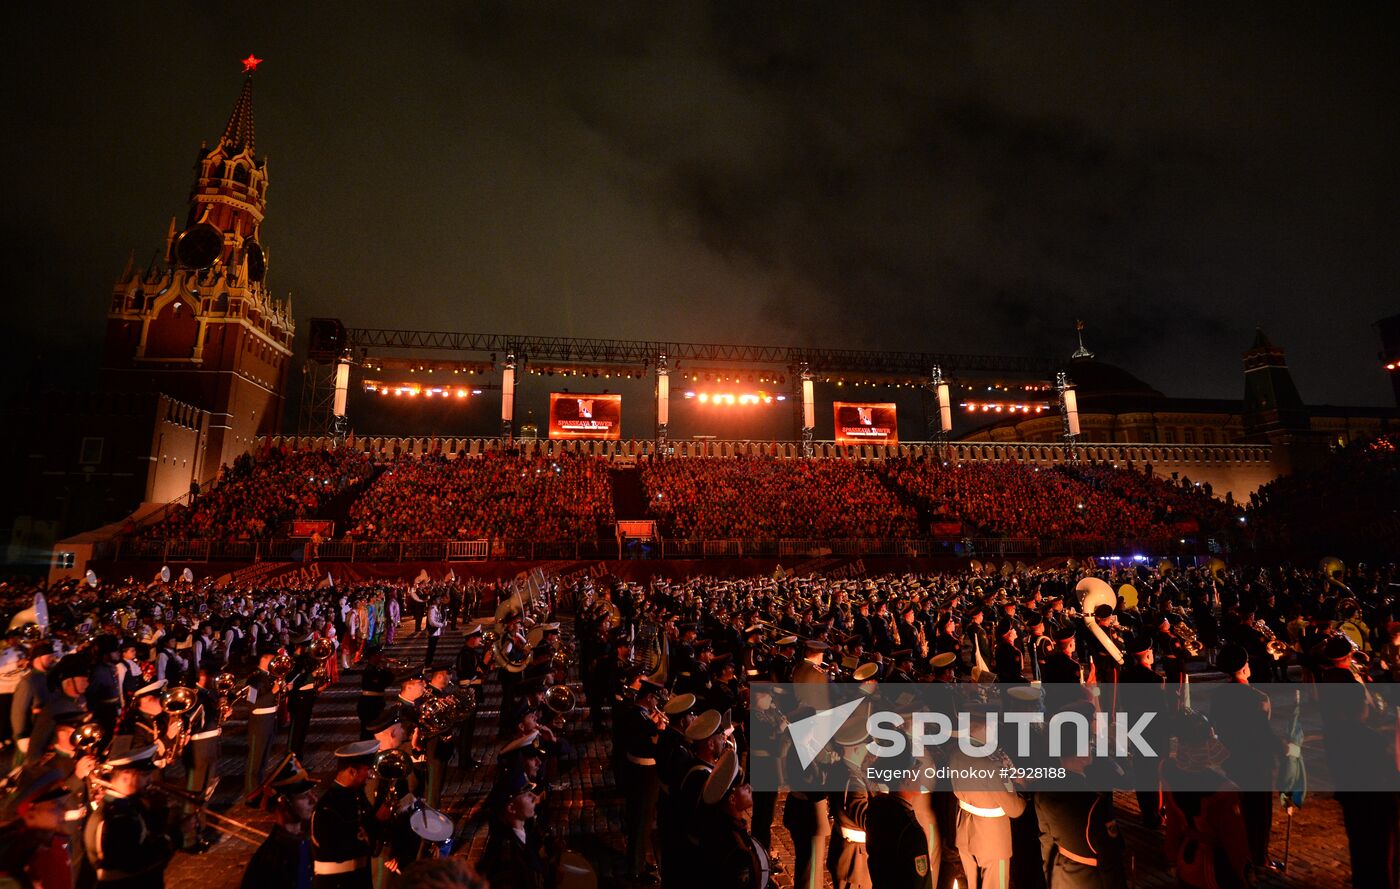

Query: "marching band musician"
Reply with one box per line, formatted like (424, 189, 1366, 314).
(478, 772, 550, 889)
(286, 635, 324, 760)
(656, 692, 699, 881)
(0, 767, 77, 889)
(23, 653, 88, 767)
(1159, 713, 1251, 889)
(121, 679, 173, 761)
(84, 745, 186, 888)
(827, 715, 873, 889)
(311, 740, 387, 889)
(182, 666, 222, 852)
(619, 676, 666, 884)
(12, 641, 61, 767)
(358, 645, 395, 742)
(421, 664, 455, 809)
(88, 637, 125, 737)
(453, 625, 490, 765)
(951, 711, 1026, 889)
(786, 639, 832, 889)
(698, 747, 769, 889)
(994, 621, 1023, 684)
(1209, 644, 1279, 872)
(241, 754, 318, 889)
(1086, 604, 1122, 686)
(1035, 701, 1128, 889)
(1119, 634, 1167, 831)
(865, 790, 937, 889)
(245, 644, 284, 800)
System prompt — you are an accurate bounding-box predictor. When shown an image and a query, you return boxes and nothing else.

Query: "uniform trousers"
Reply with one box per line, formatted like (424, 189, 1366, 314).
(956, 811, 1011, 889)
(623, 761, 660, 876)
(356, 694, 386, 741)
(782, 794, 830, 889)
(185, 735, 219, 844)
(312, 868, 373, 889)
(245, 711, 278, 797)
(288, 693, 317, 759)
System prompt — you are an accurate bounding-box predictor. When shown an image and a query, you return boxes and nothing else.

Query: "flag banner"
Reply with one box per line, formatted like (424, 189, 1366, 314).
(749, 682, 1398, 794)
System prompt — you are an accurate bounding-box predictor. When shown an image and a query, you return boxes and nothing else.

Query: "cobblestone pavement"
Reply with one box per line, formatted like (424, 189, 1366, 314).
(166, 618, 1355, 888)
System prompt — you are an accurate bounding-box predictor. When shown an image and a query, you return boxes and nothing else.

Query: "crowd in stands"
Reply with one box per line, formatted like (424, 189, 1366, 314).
(346, 451, 615, 541)
(879, 459, 1176, 545)
(1248, 432, 1400, 555)
(131, 437, 1397, 557)
(1063, 463, 1243, 540)
(142, 446, 375, 540)
(639, 455, 918, 539)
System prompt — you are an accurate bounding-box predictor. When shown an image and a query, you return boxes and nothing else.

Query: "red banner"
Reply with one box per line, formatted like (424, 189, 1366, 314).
(833, 402, 898, 444)
(549, 392, 622, 440)
(290, 520, 334, 539)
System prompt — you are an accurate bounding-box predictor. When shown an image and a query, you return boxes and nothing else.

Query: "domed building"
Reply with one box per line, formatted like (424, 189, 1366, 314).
(962, 328, 1395, 454)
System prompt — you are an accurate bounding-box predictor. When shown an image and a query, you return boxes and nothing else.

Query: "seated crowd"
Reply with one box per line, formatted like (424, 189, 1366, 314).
(133, 438, 1395, 553)
(1247, 432, 1400, 554)
(346, 451, 616, 542)
(638, 454, 919, 539)
(879, 459, 1178, 544)
(142, 446, 375, 540)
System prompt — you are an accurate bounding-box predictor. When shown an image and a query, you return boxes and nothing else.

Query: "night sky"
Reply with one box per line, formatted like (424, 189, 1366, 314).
(6, 3, 1398, 417)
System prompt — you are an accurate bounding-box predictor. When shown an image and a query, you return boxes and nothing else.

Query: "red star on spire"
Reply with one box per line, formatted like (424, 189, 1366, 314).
(241, 54, 263, 73)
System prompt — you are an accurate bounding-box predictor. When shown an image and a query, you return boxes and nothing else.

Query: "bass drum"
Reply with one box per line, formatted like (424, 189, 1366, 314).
(557, 851, 598, 889)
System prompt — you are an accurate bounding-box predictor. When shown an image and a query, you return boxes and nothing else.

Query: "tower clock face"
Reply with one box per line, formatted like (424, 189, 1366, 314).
(245, 240, 266, 282)
(175, 223, 223, 269)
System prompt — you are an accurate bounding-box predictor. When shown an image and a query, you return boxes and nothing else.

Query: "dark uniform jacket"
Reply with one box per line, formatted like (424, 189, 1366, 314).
(1035, 775, 1127, 889)
(866, 793, 936, 889)
(241, 824, 313, 889)
(310, 782, 375, 866)
(84, 792, 177, 888)
(478, 821, 548, 889)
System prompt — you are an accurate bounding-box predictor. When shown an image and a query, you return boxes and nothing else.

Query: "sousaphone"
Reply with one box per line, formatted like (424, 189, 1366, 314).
(1075, 577, 1123, 665)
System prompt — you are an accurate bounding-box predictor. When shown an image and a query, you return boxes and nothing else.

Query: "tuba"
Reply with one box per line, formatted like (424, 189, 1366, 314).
(1075, 577, 1124, 666)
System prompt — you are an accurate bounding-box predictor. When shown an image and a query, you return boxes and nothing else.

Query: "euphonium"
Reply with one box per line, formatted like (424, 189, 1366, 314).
(1253, 620, 1291, 659)
(1171, 622, 1205, 657)
(71, 722, 108, 758)
(373, 746, 414, 781)
(544, 684, 576, 715)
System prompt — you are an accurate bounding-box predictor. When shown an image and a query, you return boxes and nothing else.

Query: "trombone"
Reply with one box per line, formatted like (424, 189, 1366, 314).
(87, 772, 269, 845)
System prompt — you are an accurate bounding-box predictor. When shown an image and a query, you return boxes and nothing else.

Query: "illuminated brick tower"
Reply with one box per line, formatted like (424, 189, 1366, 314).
(102, 56, 294, 480)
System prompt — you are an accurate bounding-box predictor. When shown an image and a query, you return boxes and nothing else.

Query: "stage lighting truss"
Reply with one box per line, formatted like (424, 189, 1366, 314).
(362, 379, 483, 399)
(960, 401, 1052, 414)
(528, 362, 647, 380)
(682, 390, 787, 406)
(360, 357, 495, 376)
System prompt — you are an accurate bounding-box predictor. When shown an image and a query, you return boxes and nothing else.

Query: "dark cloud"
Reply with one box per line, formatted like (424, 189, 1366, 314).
(3, 1, 1397, 415)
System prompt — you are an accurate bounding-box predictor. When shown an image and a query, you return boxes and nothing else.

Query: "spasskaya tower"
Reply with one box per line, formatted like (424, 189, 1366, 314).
(102, 56, 294, 480)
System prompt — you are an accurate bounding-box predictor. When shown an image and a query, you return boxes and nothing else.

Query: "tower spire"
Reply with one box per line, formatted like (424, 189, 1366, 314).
(1072, 319, 1095, 359)
(219, 57, 260, 155)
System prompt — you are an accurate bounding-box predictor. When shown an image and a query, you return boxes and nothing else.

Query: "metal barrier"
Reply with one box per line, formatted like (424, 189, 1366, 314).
(109, 534, 1191, 563)
(446, 540, 490, 561)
